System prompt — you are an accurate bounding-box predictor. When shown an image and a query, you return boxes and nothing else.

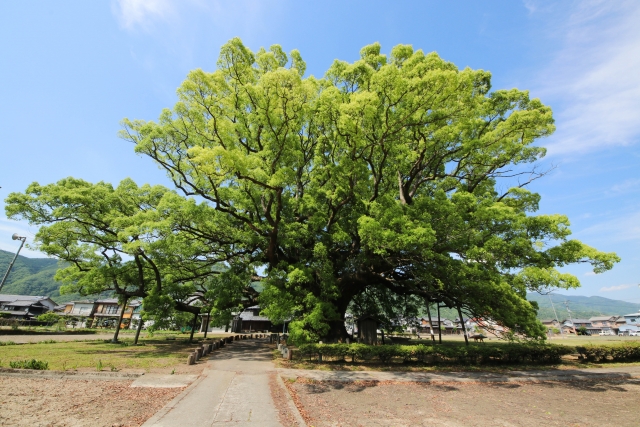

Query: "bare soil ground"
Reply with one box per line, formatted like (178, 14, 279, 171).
(0, 376, 184, 427)
(289, 377, 640, 427)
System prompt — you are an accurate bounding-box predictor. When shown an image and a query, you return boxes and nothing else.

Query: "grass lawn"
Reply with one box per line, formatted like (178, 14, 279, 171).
(0, 334, 225, 372)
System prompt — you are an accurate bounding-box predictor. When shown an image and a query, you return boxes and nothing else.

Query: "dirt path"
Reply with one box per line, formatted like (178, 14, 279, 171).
(289, 377, 640, 426)
(0, 376, 184, 427)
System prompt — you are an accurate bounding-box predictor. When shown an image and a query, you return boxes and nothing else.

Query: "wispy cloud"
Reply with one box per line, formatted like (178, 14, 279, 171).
(111, 0, 175, 31)
(577, 209, 640, 244)
(533, 1, 640, 156)
(600, 284, 634, 292)
(610, 178, 640, 194)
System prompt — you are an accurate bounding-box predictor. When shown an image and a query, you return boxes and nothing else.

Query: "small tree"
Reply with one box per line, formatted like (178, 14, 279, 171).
(36, 312, 59, 325)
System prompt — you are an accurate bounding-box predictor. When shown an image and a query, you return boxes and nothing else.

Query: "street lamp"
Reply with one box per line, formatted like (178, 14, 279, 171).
(0, 234, 27, 293)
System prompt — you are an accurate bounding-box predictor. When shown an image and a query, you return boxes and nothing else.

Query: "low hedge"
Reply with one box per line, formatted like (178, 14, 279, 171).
(9, 359, 49, 370)
(296, 343, 573, 365)
(575, 342, 640, 363)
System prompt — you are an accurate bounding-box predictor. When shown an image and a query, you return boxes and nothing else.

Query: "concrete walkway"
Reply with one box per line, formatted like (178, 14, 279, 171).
(280, 365, 640, 384)
(142, 338, 283, 427)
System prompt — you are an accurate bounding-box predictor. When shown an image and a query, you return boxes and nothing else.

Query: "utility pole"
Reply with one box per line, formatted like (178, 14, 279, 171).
(564, 301, 576, 334)
(0, 234, 27, 293)
(547, 293, 563, 338)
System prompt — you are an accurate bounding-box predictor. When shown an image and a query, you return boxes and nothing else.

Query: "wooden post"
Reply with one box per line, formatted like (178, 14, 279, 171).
(187, 353, 195, 365)
(188, 312, 198, 343)
(426, 301, 435, 343)
(437, 304, 442, 344)
(203, 313, 210, 339)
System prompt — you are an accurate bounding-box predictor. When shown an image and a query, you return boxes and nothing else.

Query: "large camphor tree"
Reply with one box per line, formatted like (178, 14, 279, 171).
(121, 38, 619, 342)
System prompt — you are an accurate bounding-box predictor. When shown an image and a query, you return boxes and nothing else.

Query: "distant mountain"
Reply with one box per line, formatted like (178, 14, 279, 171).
(0, 249, 95, 304)
(527, 293, 640, 320)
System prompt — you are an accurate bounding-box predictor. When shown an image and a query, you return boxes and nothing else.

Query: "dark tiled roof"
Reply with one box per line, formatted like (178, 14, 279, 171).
(5, 300, 46, 307)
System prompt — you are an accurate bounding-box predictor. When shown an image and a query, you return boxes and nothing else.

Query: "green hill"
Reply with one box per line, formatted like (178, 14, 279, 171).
(0, 249, 95, 303)
(527, 293, 640, 320)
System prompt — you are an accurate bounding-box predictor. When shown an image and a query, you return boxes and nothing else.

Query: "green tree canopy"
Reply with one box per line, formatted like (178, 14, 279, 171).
(4, 177, 256, 336)
(124, 39, 613, 341)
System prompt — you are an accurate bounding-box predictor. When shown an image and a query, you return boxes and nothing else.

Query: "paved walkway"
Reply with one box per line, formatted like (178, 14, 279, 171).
(142, 338, 283, 427)
(280, 365, 640, 384)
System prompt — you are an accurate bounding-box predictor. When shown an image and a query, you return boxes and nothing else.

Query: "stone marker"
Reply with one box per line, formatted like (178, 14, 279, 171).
(187, 353, 195, 365)
(287, 349, 293, 360)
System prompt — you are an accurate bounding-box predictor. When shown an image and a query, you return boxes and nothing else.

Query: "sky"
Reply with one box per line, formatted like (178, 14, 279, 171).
(1, 0, 639, 302)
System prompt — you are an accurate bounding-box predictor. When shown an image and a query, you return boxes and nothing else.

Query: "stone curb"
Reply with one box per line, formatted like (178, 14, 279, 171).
(0, 368, 143, 381)
(275, 373, 307, 427)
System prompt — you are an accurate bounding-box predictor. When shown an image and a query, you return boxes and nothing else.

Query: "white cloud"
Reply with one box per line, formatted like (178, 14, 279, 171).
(584, 271, 596, 276)
(600, 284, 634, 292)
(111, 0, 175, 31)
(533, 1, 640, 156)
(610, 178, 640, 194)
(577, 209, 640, 244)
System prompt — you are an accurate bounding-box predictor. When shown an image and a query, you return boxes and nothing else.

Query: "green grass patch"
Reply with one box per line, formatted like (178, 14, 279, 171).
(0, 335, 225, 371)
(9, 359, 49, 370)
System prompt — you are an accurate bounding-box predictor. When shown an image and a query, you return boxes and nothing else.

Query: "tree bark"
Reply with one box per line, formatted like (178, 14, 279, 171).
(133, 312, 144, 345)
(457, 306, 469, 346)
(112, 296, 129, 343)
(188, 312, 198, 343)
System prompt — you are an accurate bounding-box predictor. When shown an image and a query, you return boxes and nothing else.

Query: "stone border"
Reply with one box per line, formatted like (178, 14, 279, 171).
(0, 367, 143, 381)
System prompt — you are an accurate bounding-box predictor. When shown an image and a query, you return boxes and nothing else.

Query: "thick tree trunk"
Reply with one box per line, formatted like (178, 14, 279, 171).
(326, 317, 350, 343)
(112, 297, 129, 343)
(188, 312, 198, 343)
(133, 313, 144, 345)
(457, 306, 469, 346)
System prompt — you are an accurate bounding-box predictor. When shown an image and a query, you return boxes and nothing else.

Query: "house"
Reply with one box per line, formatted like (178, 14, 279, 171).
(419, 317, 457, 334)
(92, 298, 122, 328)
(540, 319, 560, 330)
(623, 313, 640, 326)
(62, 300, 97, 327)
(237, 305, 274, 332)
(0, 295, 57, 320)
(589, 316, 618, 333)
(127, 300, 145, 329)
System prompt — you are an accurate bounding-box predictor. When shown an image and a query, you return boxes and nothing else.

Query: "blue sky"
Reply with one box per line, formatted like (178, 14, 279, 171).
(1, 1, 639, 302)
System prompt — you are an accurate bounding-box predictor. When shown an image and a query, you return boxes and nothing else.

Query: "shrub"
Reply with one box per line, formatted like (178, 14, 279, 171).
(576, 343, 640, 363)
(295, 342, 573, 365)
(36, 312, 61, 324)
(9, 359, 49, 370)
